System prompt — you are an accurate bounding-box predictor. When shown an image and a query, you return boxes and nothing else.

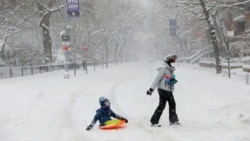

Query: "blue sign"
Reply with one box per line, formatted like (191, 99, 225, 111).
(67, 0, 80, 17)
(169, 19, 176, 36)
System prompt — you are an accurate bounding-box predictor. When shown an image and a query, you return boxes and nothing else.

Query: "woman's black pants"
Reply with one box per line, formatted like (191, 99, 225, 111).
(150, 89, 179, 124)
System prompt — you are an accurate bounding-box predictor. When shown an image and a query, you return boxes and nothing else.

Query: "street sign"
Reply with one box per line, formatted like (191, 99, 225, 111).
(62, 41, 70, 46)
(82, 47, 88, 52)
(67, 0, 80, 17)
(169, 19, 176, 36)
(62, 35, 70, 42)
(62, 45, 69, 52)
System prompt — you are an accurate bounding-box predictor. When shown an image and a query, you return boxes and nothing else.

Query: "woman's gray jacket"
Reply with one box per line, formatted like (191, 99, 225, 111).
(150, 63, 175, 92)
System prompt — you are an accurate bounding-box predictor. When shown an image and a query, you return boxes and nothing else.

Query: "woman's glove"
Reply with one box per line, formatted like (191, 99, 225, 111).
(170, 78, 178, 85)
(146, 88, 153, 96)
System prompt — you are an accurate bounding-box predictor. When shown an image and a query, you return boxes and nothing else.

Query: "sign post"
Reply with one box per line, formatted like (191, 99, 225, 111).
(169, 19, 176, 36)
(62, 0, 79, 78)
(62, 34, 70, 79)
(170, 19, 178, 63)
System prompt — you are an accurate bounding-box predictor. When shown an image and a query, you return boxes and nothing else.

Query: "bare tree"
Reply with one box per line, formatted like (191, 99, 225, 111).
(0, 1, 26, 59)
(35, 0, 64, 62)
(199, 0, 222, 73)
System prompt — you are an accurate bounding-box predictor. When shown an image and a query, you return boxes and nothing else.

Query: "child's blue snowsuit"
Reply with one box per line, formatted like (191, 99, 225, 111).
(91, 107, 123, 126)
(88, 97, 127, 127)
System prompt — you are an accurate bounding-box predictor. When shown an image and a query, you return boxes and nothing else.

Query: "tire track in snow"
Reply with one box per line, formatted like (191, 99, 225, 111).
(46, 80, 109, 141)
(70, 76, 133, 141)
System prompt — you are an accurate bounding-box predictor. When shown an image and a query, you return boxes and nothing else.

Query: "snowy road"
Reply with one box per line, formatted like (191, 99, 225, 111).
(0, 62, 250, 141)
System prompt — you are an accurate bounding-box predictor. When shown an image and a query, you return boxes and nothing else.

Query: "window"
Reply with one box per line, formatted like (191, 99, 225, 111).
(237, 21, 245, 32)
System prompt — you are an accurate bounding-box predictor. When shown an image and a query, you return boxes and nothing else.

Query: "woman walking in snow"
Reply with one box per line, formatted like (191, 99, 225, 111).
(146, 54, 179, 127)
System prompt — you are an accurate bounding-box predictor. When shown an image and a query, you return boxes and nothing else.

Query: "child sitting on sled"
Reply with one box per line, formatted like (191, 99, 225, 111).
(86, 96, 128, 130)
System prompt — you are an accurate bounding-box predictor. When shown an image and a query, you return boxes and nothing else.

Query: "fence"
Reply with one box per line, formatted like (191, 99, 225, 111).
(0, 64, 65, 79)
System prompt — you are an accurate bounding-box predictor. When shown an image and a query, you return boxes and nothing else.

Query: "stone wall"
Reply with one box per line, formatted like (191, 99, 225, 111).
(199, 61, 250, 73)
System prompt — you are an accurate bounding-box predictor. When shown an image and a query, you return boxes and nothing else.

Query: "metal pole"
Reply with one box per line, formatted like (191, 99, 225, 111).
(226, 40, 231, 78)
(64, 0, 68, 72)
(102, 48, 104, 69)
(220, 25, 231, 78)
(246, 74, 249, 85)
(227, 49, 231, 78)
(74, 27, 76, 76)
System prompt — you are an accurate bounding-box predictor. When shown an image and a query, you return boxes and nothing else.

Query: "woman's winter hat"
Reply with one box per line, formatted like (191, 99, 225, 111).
(163, 54, 177, 63)
(99, 96, 110, 107)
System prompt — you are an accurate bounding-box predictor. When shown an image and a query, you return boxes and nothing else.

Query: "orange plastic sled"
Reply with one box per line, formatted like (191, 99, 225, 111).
(99, 119, 126, 130)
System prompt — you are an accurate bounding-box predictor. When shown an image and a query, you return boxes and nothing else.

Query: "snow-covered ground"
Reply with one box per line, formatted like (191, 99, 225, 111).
(0, 61, 250, 141)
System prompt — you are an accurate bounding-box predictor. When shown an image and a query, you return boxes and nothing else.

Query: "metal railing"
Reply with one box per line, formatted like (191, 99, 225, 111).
(0, 64, 65, 79)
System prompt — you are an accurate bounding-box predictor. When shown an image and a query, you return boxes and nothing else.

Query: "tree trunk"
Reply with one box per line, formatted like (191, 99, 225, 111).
(37, 1, 52, 62)
(114, 42, 118, 64)
(199, 0, 222, 74)
(41, 14, 52, 61)
(106, 45, 109, 68)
